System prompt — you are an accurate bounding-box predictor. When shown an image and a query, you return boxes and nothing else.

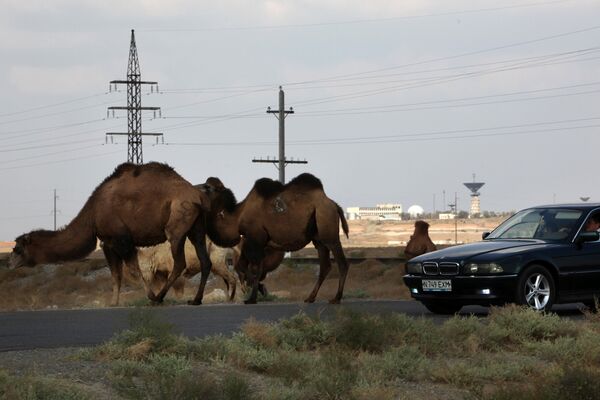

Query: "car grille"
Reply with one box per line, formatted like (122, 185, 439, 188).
(422, 262, 459, 276)
(423, 262, 439, 275)
(439, 262, 459, 275)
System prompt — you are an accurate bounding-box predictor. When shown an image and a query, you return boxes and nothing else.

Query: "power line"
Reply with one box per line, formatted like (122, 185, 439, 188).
(281, 23, 600, 85)
(0, 99, 115, 126)
(0, 92, 108, 119)
(0, 149, 122, 172)
(161, 46, 600, 93)
(139, 0, 574, 32)
(159, 81, 600, 120)
(0, 144, 102, 165)
(0, 138, 101, 153)
(160, 116, 600, 146)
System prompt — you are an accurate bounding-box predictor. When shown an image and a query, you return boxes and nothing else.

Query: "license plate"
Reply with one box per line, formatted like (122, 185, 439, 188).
(422, 279, 452, 292)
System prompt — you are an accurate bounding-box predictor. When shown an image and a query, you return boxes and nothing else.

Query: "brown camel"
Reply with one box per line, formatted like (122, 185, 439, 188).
(9, 162, 213, 306)
(137, 238, 237, 301)
(232, 238, 285, 298)
(404, 220, 437, 260)
(198, 173, 350, 304)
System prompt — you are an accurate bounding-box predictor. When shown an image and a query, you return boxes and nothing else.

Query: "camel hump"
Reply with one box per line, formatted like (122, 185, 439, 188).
(288, 173, 323, 191)
(253, 173, 324, 199)
(253, 178, 284, 198)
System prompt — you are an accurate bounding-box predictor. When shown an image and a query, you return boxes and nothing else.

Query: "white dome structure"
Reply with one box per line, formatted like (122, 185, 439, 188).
(407, 205, 424, 218)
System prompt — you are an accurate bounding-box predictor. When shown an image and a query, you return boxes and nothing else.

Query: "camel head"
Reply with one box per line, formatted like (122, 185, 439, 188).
(196, 177, 237, 217)
(8, 233, 38, 269)
(414, 220, 430, 235)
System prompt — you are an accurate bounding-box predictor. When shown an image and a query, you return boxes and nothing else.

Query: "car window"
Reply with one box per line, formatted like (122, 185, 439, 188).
(488, 208, 583, 240)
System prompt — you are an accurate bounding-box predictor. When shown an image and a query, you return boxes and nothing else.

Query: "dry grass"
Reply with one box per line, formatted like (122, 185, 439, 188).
(0, 253, 409, 310)
(75, 305, 600, 400)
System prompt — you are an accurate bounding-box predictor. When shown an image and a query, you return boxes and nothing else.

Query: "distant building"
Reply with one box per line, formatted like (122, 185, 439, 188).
(407, 205, 424, 218)
(438, 213, 456, 220)
(346, 204, 403, 220)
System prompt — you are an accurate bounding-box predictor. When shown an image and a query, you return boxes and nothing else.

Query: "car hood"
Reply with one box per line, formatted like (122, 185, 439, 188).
(410, 240, 554, 263)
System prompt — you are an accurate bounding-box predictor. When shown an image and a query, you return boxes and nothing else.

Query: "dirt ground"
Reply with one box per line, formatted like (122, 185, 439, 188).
(0, 217, 503, 311)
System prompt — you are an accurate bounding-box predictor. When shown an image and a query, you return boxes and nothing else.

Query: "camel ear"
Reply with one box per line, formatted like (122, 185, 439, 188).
(197, 191, 211, 212)
(22, 234, 31, 245)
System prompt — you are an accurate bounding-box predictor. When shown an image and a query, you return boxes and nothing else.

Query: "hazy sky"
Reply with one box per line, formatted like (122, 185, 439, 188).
(1, 0, 599, 240)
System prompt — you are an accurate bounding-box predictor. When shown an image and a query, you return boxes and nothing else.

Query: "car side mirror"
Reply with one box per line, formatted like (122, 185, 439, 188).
(482, 232, 491, 240)
(576, 231, 599, 245)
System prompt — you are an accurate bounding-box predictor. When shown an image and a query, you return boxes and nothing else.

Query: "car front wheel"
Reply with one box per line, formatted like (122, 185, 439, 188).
(516, 265, 555, 312)
(422, 301, 463, 315)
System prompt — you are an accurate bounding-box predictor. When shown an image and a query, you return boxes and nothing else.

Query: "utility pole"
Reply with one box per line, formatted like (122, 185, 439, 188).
(52, 189, 61, 231)
(106, 29, 162, 164)
(253, 86, 306, 183)
(53, 189, 57, 231)
(454, 192, 458, 245)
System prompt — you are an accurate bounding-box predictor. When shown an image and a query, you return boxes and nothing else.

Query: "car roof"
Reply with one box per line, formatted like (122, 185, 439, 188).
(525, 203, 600, 211)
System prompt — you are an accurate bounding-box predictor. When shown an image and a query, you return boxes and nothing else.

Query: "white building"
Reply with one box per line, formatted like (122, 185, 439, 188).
(438, 212, 456, 220)
(346, 204, 402, 220)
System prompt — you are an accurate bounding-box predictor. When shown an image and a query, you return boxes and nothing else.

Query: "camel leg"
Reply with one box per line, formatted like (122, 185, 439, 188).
(234, 253, 250, 295)
(151, 237, 187, 303)
(328, 242, 349, 304)
(305, 240, 332, 303)
(258, 283, 268, 297)
(241, 239, 265, 304)
(188, 231, 213, 305)
(244, 262, 263, 304)
(124, 252, 156, 300)
(102, 245, 123, 306)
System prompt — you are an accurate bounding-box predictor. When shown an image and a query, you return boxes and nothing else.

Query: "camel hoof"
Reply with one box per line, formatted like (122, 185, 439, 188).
(304, 297, 316, 303)
(244, 299, 257, 304)
(187, 300, 202, 305)
(328, 298, 341, 304)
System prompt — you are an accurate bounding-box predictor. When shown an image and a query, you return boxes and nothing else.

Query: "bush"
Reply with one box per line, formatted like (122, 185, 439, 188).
(109, 354, 219, 400)
(305, 349, 358, 400)
(0, 370, 93, 400)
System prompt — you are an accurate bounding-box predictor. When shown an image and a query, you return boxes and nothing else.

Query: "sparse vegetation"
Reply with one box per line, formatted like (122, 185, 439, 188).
(69, 306, 600, 399)
(0, 369, 95, 400)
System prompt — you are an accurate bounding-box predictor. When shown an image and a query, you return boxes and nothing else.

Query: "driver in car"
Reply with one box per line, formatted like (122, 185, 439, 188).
(584, 214, 600, 232)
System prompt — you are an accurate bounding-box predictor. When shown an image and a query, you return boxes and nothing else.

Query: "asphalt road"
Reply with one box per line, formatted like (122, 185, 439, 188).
(0, 300, 586, 352)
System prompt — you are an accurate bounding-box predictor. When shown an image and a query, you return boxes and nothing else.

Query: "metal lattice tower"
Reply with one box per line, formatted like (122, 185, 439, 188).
(106, 30, 162, 164)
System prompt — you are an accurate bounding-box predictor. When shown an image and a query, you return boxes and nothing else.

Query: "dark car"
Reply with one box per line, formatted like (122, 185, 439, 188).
(403, 204, 600, 314)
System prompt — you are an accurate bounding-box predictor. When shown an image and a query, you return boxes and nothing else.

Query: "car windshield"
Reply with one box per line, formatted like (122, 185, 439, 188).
(487, 208, 583, 241)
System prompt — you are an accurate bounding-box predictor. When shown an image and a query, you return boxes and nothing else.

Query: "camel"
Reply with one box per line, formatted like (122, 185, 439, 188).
(198, 173, 350, 304)
(9, 162, 213, 306)
(404, 220, 437, 260)
(137, 238, 237, 301)
(232, 238, 285, 298)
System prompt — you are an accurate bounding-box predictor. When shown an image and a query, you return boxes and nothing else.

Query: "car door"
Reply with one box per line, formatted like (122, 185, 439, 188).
(552, 211, 600, 298)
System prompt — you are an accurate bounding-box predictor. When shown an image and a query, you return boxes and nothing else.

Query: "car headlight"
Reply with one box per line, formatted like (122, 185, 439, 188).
(465, 263, 504, 274)
(406, 262, 422, 274)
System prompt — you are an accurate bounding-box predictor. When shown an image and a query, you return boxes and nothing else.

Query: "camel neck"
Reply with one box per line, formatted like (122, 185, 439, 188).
(207, 203, 243, 248)
(31, 206, 97, 264)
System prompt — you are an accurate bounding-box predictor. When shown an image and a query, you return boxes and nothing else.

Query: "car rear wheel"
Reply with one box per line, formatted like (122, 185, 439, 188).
(516, 265, 555, 312)
(422, 301, 463, 315)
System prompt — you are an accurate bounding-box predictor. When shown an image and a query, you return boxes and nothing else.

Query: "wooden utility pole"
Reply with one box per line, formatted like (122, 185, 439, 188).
(53, 189, 58, 231)
(253, 86, 306, 183)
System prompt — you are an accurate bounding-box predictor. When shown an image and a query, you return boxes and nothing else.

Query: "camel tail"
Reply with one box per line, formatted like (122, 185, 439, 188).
(336, 203, 349, 239)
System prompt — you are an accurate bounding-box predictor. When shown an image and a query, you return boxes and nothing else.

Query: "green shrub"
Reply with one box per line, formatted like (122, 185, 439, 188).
(304, 349, 358, 400)
(109, 354, 219, 400)
(331, 310, 387, 352)
(220, 372, 255, 400)
(273, 313, 331, 350)
(0, 370, 93, 400)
